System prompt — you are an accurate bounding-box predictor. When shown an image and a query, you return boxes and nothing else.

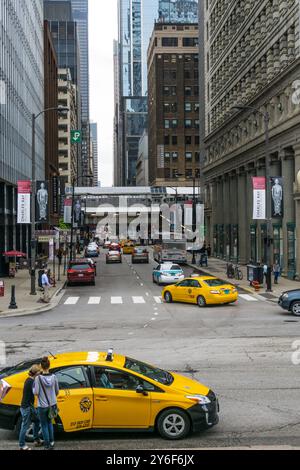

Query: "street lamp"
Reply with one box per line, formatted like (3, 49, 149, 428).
(30, 106, 69, 296)
(232, 104, 272, 291)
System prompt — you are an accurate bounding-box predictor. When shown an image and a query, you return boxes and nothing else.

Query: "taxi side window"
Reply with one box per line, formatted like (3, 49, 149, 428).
(177, 280, 190, 287)
(93, 367, 140, 391)
(55, 367, 88, 390)
(190, 280, 201, 288)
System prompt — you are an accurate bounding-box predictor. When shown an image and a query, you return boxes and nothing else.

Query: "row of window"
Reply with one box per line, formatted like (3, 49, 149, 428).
(164, 135, 200, 146)
(160, 37, 199, 47)
(163, 69, 199, 80)
(164, 119, 200, 129)
(160, 54, 198, 63)
(164, 102, 200, 113)
(164, 169, 201, 178)
(164, 151, 200, 161)
(163, 86, 199, 96)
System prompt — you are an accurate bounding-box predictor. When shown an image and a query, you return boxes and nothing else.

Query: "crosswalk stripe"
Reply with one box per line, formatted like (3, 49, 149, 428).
(239, 294, 258, 302)
(88, 297, 101, 305)
(132, 296, 146, 304)
(154, 296, 162, 304)
(111, 297, 123, 304)
(64, 297, 79, 305)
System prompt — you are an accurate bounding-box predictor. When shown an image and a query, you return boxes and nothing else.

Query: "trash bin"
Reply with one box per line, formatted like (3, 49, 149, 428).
(0, 281, 4, 297)
(247, 265, 264, 284)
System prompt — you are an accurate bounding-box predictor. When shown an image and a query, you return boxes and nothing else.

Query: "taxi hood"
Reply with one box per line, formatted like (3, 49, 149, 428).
(170, 372, 210, 396)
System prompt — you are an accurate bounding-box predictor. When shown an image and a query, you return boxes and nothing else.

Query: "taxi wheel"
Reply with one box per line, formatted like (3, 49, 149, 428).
(164, 291, 173, 303)
(197, 295, 206, 307)
(291, 301, 300, 316)
(157, 408, 190, 440)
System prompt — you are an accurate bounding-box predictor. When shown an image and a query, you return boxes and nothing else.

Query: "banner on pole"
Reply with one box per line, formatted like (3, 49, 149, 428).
(252, 177, 266, 220)
(17, 181, 31, 224)
(36, 181, 49, 222)
(64, 198, 72, 224)
(271, 177, 283, 218)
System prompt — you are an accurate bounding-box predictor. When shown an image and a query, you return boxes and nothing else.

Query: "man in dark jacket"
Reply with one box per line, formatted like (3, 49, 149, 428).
(19, 365, 42, 450)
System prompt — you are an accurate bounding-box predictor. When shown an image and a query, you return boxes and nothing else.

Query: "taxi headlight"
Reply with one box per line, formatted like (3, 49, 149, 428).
(232, 288, 237, 293)
(186, 394, 211, 405)
(282, 293, 289, 299)
(210, 290, 220, 294)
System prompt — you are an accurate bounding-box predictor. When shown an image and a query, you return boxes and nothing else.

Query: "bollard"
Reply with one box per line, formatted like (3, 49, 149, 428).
(9, 285, 18, 309)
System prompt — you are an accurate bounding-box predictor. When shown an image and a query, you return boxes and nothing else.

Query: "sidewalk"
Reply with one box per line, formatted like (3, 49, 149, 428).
(0, 260, 66, 317)
(187, 255, 300, 299)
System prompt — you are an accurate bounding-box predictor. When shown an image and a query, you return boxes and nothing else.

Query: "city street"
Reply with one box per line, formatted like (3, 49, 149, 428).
(0, 249, 300, 449)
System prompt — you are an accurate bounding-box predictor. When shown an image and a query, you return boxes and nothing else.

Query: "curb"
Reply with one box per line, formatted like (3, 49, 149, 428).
(0, 283, 66, 319)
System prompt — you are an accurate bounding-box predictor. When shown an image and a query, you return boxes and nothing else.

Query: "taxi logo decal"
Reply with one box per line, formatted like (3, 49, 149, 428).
(80, 397, 92, 413)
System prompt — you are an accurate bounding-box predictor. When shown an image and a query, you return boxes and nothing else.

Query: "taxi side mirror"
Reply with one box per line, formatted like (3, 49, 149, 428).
(136, 385, 148, 396)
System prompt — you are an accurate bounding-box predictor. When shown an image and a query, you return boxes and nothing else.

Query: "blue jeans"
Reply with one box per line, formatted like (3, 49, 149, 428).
(38, 407, 54, 448)
(19, 407, 40, 448)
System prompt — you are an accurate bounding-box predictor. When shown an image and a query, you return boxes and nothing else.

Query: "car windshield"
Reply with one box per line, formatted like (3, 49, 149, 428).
(0, 358, 42, 378)
(124, 357, 174, 385)
(203, 279, 227, 287)
(69, 264, 90, 270)
(170, 265, 181, 271)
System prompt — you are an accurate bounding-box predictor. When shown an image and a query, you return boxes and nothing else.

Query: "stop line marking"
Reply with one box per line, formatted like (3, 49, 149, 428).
(239, 294, 258, 302)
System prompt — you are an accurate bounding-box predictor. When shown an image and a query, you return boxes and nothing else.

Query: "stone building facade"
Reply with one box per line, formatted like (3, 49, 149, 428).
(199, 0, 300, 279)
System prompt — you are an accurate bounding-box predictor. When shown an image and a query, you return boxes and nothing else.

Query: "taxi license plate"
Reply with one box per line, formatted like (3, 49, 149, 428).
(224, 289, 230, 294)
(78, 274, 84, 277)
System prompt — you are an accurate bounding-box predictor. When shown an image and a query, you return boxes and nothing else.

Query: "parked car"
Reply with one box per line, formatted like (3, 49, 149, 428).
(152, 263, 185, 285)
(67, 260, 96, 286)
(278, 289, 300, 316)
(132, 248, 149, 264)
(106, 250, 122, 264)
(0, 350, 219, 440)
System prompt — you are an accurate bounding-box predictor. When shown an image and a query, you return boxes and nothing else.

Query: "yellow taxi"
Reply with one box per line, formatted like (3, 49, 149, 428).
(0, 351, 219, 440)
(122, 241, 135, 255)
(162, 276, 238, 307)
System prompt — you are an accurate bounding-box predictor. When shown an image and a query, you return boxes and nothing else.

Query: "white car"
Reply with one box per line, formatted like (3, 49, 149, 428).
(152, 263, 185, 285)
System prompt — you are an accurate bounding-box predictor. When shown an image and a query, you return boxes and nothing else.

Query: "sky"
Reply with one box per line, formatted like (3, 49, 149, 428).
(89, 0, 118, 187)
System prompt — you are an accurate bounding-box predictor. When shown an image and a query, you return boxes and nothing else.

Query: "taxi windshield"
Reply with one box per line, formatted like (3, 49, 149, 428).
(203, 279, 227, 287)
(0, 358, 42, 378)
(124, 358, 174, 385)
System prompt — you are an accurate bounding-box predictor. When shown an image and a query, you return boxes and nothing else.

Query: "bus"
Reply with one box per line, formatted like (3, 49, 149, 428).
(153, 240, 187, 264)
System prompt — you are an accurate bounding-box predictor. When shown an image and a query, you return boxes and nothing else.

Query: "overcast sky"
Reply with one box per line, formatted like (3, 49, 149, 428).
(89, 0, 118, 187)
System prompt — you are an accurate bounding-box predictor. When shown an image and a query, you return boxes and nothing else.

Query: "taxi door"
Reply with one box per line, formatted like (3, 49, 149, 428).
(91, 366, 151, 429)
(173, 280, 193, 302)
(53, 366, 94, 432)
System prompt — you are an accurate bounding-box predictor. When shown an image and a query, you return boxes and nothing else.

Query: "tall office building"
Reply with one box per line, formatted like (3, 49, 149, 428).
(199, 0, 300, 277)
(90, 123, 99, 187)
(115, 0, 198, 187)
(0, 0, 44, 275)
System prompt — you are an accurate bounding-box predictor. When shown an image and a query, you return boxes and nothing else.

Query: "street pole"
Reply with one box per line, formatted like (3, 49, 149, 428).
(264, 112, 272, 292)
(30, 114, 37, 295)
(70, 178, 75, 262)
(192, 177, 196, 264)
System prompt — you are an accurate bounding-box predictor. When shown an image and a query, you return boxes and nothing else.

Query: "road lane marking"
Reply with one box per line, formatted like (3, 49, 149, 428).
(64, 297, 79, 305)
(132, 296, 146, 304)
(88, 297, 101, 305)
(239, 294, 258, 302)
(154, 297, 162, 304)
(111, 297, 123, 304)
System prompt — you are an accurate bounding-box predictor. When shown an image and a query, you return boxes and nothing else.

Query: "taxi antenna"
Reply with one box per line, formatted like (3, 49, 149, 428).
(49, 352, 57, 360)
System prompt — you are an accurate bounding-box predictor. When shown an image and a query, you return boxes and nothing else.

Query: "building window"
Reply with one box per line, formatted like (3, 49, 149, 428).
(195, 135, 200, 145)
(194, 69, 199, 79)
(164, 103, 177, 113)
(185, 119, 192, 128)
(184, 70, 192, 79)
(195, 169, 200, 178)
(185, 102, 192, 112)
(163, 86, 170, 95)
(172, 152, 178, 160)
(171, 119, 178, 128)
(164, 152, 170, 159)
(185, 136, 192, 145)
(164, 135, 170, 145)
(172, 136, 178, 145)
(185, 86, 192, 96)
(185, 169, 193, 178)
(172, 169, 179, 178)
(164, 120, 170, 129)
(194, 103, 200, 112)
(182, 37, 199, 47)
(194, 119, 199, 129)
(165, 168, 171, 178)
(185, 152, 193, 160)
(194, 86, 199, 96)
(162, 37, 178, 47)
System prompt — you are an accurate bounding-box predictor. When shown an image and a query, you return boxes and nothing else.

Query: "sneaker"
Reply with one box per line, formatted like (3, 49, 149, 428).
(50, 442, 55, 449)
(20, 446, 31, 451)
(34, 439, 44, 447)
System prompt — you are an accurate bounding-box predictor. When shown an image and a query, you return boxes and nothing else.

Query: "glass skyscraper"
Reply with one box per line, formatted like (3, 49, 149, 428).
(116, 0, 198, 186)
(0, 0, 44, 273)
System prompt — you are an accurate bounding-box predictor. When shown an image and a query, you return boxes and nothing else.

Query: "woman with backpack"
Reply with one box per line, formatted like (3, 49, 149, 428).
(33, 357, 59, 450)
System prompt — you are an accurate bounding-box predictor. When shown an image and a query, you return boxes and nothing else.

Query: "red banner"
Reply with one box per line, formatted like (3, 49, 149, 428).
(17, 181, 31, 194)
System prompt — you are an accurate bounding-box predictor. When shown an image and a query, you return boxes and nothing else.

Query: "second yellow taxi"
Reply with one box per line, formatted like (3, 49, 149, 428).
(162, 276, 238, 307)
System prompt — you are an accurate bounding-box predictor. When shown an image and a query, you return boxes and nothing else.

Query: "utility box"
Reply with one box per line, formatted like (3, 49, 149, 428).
(0, 280, 4, 297)
(247, 265, 264, 284)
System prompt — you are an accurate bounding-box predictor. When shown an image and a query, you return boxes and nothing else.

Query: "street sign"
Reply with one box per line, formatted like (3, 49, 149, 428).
(71, 130, 82, 144)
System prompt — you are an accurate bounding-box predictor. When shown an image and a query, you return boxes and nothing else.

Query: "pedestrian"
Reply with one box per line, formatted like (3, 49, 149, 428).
(41, 269, 51, 303)
(56, 248, 63, 266)
(273, 261, 281, 284)
(19, 365, 43, 450)
(207, 244, 211, 257)
(33, 357, 59, 451)
(263, 263, 268, 284)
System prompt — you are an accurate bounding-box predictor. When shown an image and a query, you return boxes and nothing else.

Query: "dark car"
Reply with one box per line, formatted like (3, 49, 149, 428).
(67, 260, 96, 286)
(132, 248, 149, 264)
(278, 290, 300, 316)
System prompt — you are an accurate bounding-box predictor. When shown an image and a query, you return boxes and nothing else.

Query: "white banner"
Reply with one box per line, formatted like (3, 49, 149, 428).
(252, 177, 266, 220)
(17, 181, 31, 224)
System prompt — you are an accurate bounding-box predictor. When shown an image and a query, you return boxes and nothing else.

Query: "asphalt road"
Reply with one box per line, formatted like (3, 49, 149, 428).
(0, 249, 300, 449)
